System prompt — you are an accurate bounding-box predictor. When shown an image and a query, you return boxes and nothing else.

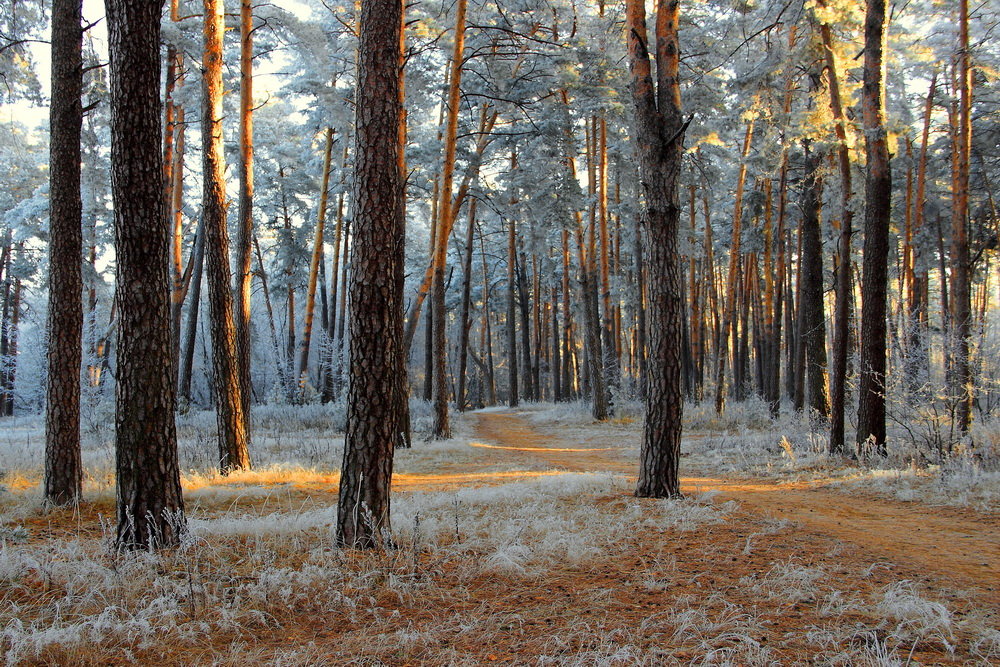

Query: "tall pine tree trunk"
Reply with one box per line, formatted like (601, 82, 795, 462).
(106, 0, 185, 549)
(202, 0, 251, 472)
(819, 12, 856, 454)
(800, 138, 830, 418)
(45, 0, 84, 506)
(298, 127, 335, 391)
(234, 0, 255, 423)
(950, 0, 974, 434)
(855, 0, 892, 455)
(431, 0, 468, 438)
(337, 0, 405, 548)
(627, 0, 686, 498)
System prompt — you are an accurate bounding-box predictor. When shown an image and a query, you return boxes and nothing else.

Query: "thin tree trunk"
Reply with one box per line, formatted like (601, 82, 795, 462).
(456, 198, 478, 411)
(506, 215, 519, 407)
(202, 0, 251, 472)
(715, 113, 755, 414)
(179, 221, 205, 405)
(253, 233, 286, 393)
(234, 0, 255, 422)
(431, 0, 469, 439)
(298, 127, 335, 391)
(908, 73, 936, 389)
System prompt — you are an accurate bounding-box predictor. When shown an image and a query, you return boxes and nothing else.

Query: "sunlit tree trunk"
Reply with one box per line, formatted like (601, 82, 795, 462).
(908, 73, 936, 388)
(431, 0, 468, 438)
(234, 0, 255, 422)
(298, 126, 335, 391)
(202, 0, 251, 472)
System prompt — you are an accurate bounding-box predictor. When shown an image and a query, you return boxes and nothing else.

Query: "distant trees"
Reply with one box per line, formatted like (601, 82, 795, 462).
(105, 0, 184, 549)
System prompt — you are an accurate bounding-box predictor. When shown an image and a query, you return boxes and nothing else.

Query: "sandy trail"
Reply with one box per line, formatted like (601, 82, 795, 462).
(471, 410, 1000, 593)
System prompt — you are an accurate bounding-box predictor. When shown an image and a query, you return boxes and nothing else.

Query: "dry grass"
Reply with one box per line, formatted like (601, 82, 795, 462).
(1, 404, 999, 665)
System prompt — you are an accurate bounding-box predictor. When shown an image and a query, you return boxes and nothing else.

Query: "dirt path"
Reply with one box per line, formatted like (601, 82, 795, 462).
(471, 410, 1000, 593)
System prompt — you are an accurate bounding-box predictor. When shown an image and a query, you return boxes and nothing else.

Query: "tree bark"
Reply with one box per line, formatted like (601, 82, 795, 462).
(179, 221, 205, 405)
(950, 0, 974, 434)
(431, 0, 468, 438)
(297, 126, 335, 391)
(234, 0, 255, 423)
(819, 10, 855, 455)
(714, 114, 755, 414)
(45, 0, 84, 506)
(202, 0, 251, 472)
(855, 0, 892, 455)
(800, 138, 830, 418)
(337, 0, 405, 548)
(626, 0, 686, 498)
(456, 198, 478, 411)
(106, 0, 185, 549)
(907, 73, 936, 387)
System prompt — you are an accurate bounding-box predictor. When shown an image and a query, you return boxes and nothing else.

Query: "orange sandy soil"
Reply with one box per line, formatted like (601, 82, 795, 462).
(10, 411, 1000, 665)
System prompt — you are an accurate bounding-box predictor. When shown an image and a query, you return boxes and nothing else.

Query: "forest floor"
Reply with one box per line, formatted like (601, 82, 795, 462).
(2, 404, 999, 665)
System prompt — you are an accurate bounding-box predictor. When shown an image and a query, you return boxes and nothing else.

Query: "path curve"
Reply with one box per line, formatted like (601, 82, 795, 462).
(472, 410, 1000, 592)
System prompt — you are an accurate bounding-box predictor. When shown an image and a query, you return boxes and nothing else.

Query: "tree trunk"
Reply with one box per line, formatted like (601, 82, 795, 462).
(323, 140, 351, 403)
(298, 126, 335, 391)
(517, 248, 534, 401)
(45, 0, 84, 506)
(950, 0, 973, 434)
(106, 0, 185, 549)
(337, 0, 404, 548)
(626, 0, 686, 498)
(456, 198, 478, 411)
(908, 73, 936, 388)
(855, 0, 892, 455)
(431, 0, 468, 439)
(169, 59, 188, 395)
(506, 216, 519, 407)
(819, 11, 856, 455)
(715, 114, 755, 414)
(202, 0, 251, 473)
(597, 116, 619, 394)
(234, 0, 255, 423)
(179, 221, 205, 405)
(800, 138, 830, 419)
